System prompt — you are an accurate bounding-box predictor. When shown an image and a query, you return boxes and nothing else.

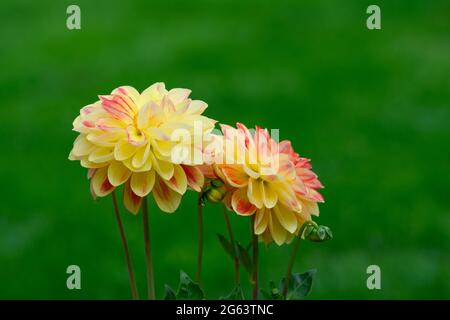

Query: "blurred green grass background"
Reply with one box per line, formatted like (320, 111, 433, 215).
(0, 0, 449, 299)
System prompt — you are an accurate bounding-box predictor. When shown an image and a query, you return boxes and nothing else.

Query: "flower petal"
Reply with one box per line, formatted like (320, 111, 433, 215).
(150, 152, 174, 180)
(127, 125, 146, 146)
(114, 141, 138, 161)
(168, 88, 191, 105)
(293, 177, 307, 196)
(153, 177, 182, 213)
(268, 212, 287, 245)
(254, 208, 269, 235)
(165, 165, 187, 195)
(197, 165, 217, 179)
(300, 199, 320, 217)
(107, 161, 131, 187)
(231, 188, 256, 216)
(247, 179, 263, 209)
(132, 143, 151, 169)
(130, 170, 155, 197)
(140, 82, 167, 103)
(81, 158, 109, 168)
(86, 130, 126, 147)
(88, 147, 114, 163)
(91, 167, 114, 197)
(273, 204, 298, 234)
(186, 100, 207, 115)
(261, 181, 278, 208)
(181, 165, 205, 192)
(151, 139, 174, 158)
(123, 180, 142, 215)
(71, 135, 94, 157)
(221, 165, 249, 188)
(274, 181, 302, 212)
(304, 188, 325, 203)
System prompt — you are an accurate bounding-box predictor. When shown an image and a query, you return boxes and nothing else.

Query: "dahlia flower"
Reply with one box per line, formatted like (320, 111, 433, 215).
(69, 83, 216, 213)
(206, 123, 324, 245)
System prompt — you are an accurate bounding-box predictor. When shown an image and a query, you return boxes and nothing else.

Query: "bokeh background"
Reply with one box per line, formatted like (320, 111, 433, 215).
(0, 0, 449, 299)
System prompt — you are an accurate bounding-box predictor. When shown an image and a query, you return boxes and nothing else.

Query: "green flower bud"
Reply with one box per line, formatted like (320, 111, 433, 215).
(300, 222, 333, 242)
(201, 179, 227, 204)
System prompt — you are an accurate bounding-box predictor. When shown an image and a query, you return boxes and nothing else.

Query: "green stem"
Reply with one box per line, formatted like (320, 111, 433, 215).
(222, 205, 240, 285)
(195, 194, 204, 283)
(111, 191, 139, 300)
(142, 197, 155, 300)
(251, 215, 259, 300)
(282, 221, 317, 298)
(283, 234, 301, 298)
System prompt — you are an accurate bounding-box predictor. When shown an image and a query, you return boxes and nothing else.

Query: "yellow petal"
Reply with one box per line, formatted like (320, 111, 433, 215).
(123, 180, 142, 215)
(88, 147, 114, 163)
(130, 170, 155, 197)
(152, 177, 182, 213)
(122, 156, 152, 172)
(168, 88, 191, 105)
(300, 199, 319, 217)
(254, 208, 269, 235)
(262, 182, 277, 208)
(140, 82, 167, 103)
(186, 100, 207, 115)
(91, 167, 114, 197)
(114, 141, 138, 161)
(137, 102, 152, 130)
(81, 158, 108, 168)
(71, 135, 94, 157)
(126, 125, 146, 146)
(152, 139, 175, 159)
(86, 131, 125, 147)
(165, 165, 187, 194)
(274, 181, 302, 212)
(132, 143, 151, 169)
(150, 152, 174, 180)
(107, 161, 131, 186)
(273, 204, 298, 234)
(247, 179, 263, 208)
(268, 212, 287, 245)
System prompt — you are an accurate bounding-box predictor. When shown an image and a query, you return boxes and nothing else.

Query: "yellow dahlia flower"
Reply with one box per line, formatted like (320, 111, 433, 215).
(69, 83, 216, 213)
(209, 123, 324, 245)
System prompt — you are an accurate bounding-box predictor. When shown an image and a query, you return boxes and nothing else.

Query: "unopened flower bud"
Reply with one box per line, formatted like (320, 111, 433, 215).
(201, 179, 228, 204)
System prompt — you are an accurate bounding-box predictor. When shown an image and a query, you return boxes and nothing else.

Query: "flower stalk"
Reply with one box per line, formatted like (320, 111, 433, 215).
(111, 191, 139, 300)
(222, 205, 240, 285)
(195, 194, 204, 283)
(251, 215, 259, 300)
(282, 221, 322, 297)
(142, 197, 155, 300)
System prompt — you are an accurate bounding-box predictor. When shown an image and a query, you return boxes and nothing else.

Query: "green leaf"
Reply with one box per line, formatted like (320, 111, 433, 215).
(216, 233, 235, 259)
(163, 284, 177, 300)
(236, 242, 252, 274)
(220, 285, 245, 300)
(280, 269, 316, 300)
(176, 271, 204, 300)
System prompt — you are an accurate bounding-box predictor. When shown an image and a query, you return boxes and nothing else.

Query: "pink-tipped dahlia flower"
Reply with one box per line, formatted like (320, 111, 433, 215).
(69, 83, 216, 213)
(206, 123, 324, 245)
